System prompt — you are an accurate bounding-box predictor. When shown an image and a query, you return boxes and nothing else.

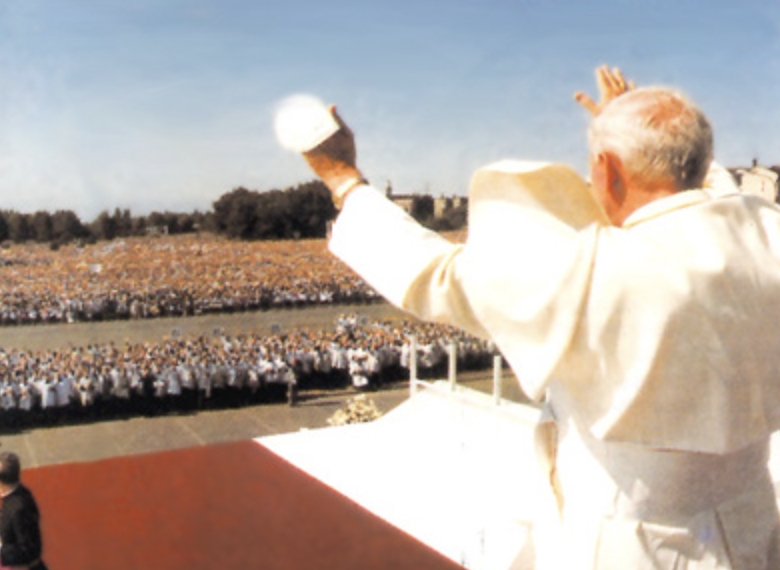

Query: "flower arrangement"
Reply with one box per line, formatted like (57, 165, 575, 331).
(327, 394, 383, 426)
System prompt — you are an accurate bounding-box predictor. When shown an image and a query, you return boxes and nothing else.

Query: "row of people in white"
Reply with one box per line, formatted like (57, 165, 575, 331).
(0, 318, 493, 419)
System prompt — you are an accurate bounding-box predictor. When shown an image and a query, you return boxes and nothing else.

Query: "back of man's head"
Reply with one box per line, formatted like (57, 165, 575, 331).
(588, 87, 713, 191)
(0, 452, 21, 486)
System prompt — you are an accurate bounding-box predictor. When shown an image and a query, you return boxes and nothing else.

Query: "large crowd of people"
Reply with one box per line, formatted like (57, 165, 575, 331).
(0, 232, 483, 428)
(0, 314, 494, 429)
(0, 233, 450, 325)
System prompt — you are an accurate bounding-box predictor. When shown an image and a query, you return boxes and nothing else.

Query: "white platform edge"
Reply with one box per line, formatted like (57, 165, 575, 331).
(257, 382, 780, 570)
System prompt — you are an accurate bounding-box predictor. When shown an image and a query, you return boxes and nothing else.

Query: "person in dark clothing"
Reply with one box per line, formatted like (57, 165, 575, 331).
(0, 452, 48, 570)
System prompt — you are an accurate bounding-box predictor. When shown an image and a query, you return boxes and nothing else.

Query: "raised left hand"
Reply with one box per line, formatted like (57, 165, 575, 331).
(574, 65, 635, 116)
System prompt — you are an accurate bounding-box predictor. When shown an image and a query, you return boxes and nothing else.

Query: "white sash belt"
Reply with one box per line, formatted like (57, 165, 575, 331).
(605, 437, 770, 524)
(534, 394, 780, 569)
(555, 417, 772, 526)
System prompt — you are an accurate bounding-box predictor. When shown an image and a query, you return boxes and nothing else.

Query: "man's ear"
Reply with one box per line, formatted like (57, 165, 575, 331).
(601, 151, 625, 205)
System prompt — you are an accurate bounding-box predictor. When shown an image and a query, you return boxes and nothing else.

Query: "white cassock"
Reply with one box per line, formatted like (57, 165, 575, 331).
(18, 383, 33, 412)
(329, 160, 780, 570)
(39, 380, 56, 409)
(178, 365, 195, 390)
(77, 376, 94, 407)
(55, 376, 73, 408)
(166, 369, 182, 397)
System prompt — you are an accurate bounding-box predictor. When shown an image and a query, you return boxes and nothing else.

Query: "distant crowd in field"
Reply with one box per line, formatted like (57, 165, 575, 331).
(0, 315, 494, 428)
(0, 234, 403, 326)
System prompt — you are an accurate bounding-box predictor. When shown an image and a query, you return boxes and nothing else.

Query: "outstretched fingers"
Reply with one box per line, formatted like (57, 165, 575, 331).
(575, 65, 636, 116)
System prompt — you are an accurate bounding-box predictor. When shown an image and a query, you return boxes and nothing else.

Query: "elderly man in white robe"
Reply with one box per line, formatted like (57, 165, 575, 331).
(296, 66, 780, 569)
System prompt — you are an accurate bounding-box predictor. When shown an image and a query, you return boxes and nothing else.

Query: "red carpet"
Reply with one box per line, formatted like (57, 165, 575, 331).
(23, 441, 463, 569)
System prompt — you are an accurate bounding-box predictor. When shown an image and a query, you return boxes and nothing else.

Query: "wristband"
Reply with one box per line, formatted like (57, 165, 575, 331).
(333, 177, 368, 210)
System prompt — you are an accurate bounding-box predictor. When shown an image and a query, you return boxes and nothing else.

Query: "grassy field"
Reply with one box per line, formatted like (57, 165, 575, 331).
(0, 302, 410, 351)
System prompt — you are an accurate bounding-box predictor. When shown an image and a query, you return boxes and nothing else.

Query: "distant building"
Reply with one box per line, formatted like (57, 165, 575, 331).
(388, 195, 416, 215)
(433, 196, 468, 218)
(145, 225, 169, 237)
(731, 160, 780, 202)
(386, 182, 468, 219)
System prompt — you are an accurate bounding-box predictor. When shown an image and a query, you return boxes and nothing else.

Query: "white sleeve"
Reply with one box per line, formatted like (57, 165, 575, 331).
(329, 185, 488, 339)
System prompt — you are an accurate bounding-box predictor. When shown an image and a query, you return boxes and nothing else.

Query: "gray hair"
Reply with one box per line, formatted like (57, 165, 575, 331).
(588, 87, 713, 191)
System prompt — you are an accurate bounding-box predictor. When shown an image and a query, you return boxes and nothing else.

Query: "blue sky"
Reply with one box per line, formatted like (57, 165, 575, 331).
(1, 0, 778, 219)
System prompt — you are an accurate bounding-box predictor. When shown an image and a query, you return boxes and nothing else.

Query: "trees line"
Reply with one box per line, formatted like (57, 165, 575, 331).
(0, 181, 464, 247)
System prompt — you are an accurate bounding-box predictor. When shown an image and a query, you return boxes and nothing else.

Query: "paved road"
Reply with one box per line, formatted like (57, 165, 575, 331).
(0, 302, 407, 351)
(0, 303, 531, 471)
(0, 371, 529, 471)
(0, 384, 408, 469)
